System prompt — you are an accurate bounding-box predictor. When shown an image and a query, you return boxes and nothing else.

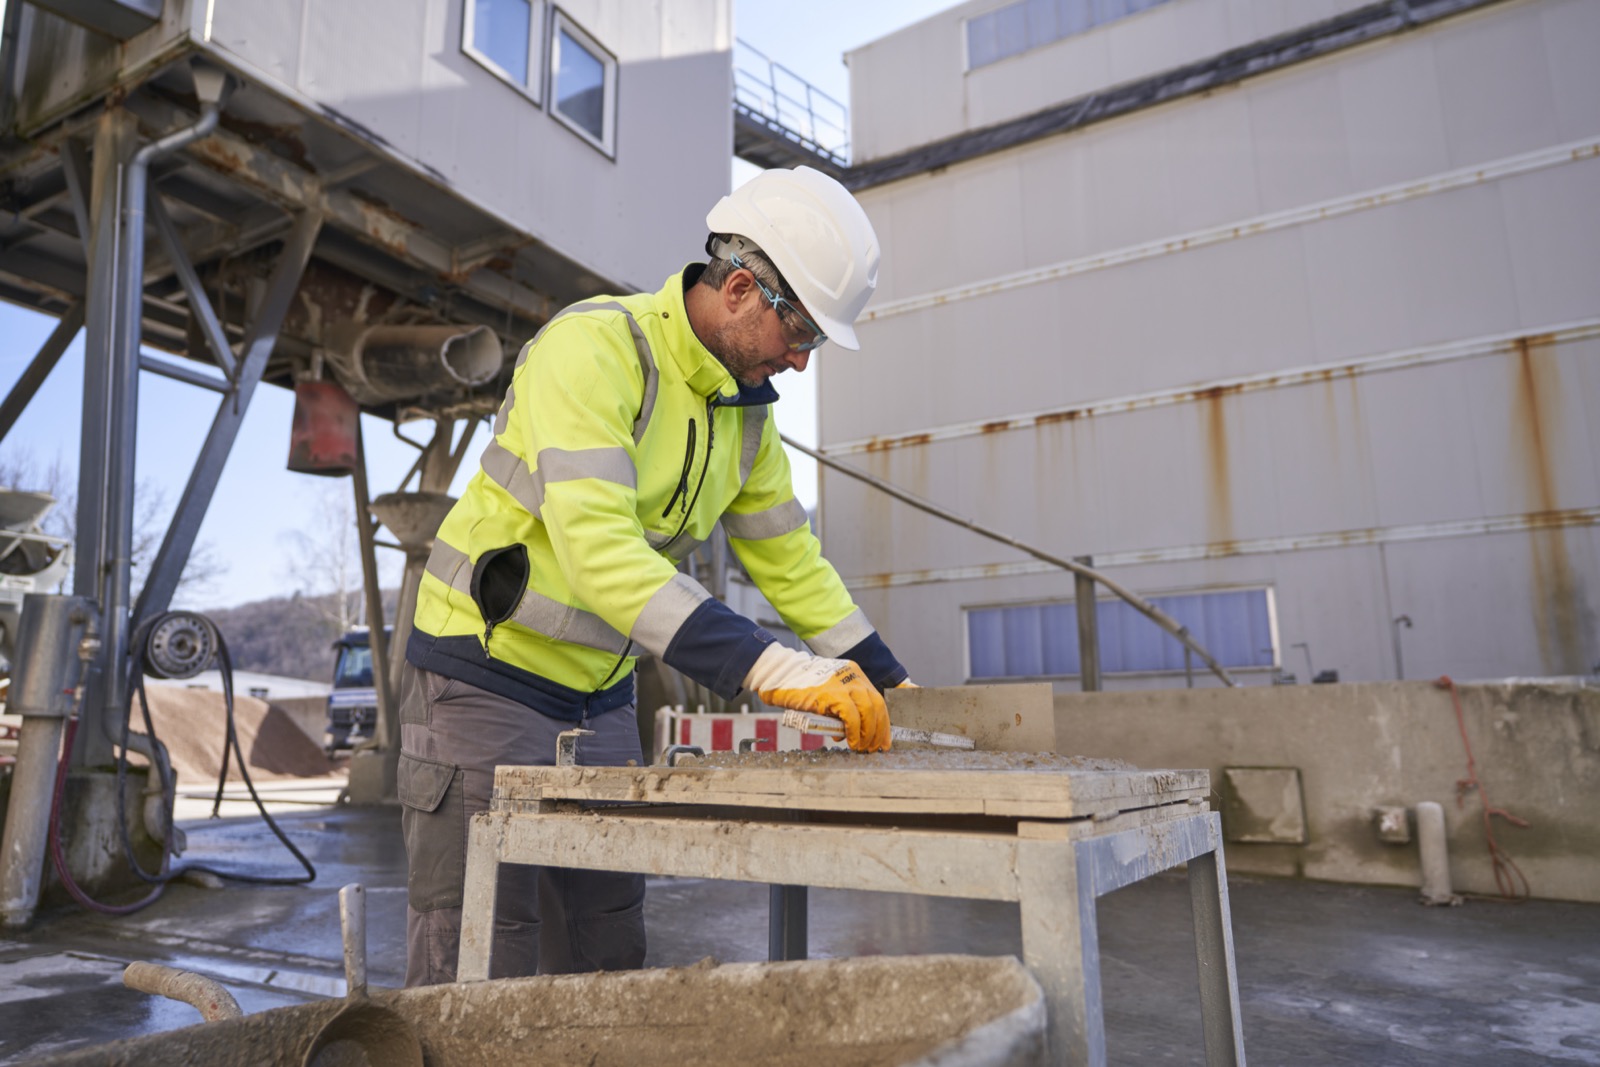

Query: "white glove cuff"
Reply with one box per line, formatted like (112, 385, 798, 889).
(744, 643, 846, 692)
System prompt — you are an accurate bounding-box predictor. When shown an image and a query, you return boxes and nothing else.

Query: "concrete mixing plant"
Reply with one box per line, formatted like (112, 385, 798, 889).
(0, 0, 731, 920)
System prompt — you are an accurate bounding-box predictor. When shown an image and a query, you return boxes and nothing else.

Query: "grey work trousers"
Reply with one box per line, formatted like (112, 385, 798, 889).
(396, 663, 646, 987)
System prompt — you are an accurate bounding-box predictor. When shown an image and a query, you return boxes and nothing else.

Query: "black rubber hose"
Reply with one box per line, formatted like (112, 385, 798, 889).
(50, 611, 318, 918)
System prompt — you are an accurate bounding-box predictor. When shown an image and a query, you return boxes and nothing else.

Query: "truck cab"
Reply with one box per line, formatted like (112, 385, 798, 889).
(325, 628, 388, 755)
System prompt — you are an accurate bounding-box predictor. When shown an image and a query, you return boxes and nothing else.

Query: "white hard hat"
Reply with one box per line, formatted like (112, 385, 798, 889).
(705, 166, 880, 350)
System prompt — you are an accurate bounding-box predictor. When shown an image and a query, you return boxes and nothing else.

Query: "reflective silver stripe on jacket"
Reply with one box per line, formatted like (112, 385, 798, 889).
(481, 441, 635, 517)
(506, 299, 659, 442)
(739, 405, 767, 484)
(425, 541, 630, 655)
(423, 536, 471, 592)
(493, 383, 515, 436)
(645, 530, 705, 563)
(805, 607, 875, 658)
(629, 572, 712, 657)
(721, 498, 808, 541)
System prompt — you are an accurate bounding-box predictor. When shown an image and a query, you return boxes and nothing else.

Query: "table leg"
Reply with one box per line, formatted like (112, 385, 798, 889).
(1188, 814, 1246, 1065)
(1017, 837, 1104, 1066)
(768, 884, 808, 961)
(457, 812, 507, 982)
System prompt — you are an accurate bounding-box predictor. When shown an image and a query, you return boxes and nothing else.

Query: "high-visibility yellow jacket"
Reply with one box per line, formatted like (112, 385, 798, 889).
(408, 266, 906, 719)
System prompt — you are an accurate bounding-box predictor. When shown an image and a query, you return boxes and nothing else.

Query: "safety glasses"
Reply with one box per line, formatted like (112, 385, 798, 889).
(730, 253, 828, 352)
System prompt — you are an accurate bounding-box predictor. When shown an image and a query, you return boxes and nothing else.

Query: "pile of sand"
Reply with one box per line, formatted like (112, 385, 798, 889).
(129, 684, 340, 786)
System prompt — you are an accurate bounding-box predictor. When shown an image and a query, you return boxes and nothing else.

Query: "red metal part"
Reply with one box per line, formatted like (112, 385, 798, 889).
(287, 380, 360, 476)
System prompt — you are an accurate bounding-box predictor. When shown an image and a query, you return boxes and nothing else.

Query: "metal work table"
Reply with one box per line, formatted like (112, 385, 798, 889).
(458, 755, 1246, 1066)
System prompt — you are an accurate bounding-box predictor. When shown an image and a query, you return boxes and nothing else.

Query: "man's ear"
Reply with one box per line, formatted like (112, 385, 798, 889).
(721, 269, 755, 314)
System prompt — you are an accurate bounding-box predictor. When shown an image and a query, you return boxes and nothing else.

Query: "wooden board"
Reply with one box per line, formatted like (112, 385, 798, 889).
(492, 762, 1208, 820)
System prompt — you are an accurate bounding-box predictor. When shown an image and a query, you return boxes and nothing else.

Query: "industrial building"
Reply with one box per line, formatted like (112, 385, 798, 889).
(0, 0, 1597, 1064)
(824, 0, 1600, 690)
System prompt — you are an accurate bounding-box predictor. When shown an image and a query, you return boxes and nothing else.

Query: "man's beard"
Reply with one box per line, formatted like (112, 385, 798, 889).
(705, 307, 777, 388)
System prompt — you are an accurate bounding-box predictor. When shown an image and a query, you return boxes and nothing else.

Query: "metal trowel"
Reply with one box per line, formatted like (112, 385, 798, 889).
(780, 709, 976, 749)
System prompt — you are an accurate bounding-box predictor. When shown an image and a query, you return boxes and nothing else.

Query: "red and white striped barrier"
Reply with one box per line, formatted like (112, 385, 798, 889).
(652, 707, 847, 763)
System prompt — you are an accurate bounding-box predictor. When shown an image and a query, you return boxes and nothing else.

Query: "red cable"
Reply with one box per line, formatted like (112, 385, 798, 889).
(1435, 675, 1530, 901)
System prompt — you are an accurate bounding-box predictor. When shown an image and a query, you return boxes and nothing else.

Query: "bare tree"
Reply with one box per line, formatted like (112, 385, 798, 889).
(279, 481, 364, 632)
(0, 447, 226, 604)
(0, 446, 73, 540)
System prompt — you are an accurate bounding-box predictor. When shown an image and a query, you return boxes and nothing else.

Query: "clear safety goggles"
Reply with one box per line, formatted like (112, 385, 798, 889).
(730, 253, 828, 352)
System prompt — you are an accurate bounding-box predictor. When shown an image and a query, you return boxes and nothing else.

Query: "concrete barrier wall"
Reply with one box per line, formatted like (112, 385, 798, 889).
(1052, 680, 1600, 903)
(272, 696, 330, 747)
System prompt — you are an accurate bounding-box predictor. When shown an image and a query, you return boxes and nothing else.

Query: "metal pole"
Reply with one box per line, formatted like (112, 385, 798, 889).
(351, 423, 397, 761)
(782, 433, 1237, 686)
(0, 302, 85, 445)
(1392, 615, 1413, 680)
(768, 884, 808, 961)
(71, 107, 136, 769)
(1074, 555, 1100, 692)
(0, 595, 96, 928)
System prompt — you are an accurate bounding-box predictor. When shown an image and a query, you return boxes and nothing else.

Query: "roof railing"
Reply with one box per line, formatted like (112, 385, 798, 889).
(733, 39, 850, 168)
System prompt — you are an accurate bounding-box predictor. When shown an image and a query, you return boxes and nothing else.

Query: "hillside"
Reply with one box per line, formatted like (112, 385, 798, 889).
(200, 589, 397, 683)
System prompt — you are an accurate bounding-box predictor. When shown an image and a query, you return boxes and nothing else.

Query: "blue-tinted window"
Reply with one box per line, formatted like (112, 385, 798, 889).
(555, 29, 605, 137)
(468, 0, 536, 92)
(966, 0, 1172, 70)
(550, 11, 615, 154)
(967, 588, 1277, 678)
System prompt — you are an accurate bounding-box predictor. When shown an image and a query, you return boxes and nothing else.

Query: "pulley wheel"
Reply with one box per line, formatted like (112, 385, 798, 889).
(143, 612, 219, 680)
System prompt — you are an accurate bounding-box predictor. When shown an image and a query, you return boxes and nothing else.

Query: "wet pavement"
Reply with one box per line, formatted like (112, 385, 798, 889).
(1, 804, 1597, 1065)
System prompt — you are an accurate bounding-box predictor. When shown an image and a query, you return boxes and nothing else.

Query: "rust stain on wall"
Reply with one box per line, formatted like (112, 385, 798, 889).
(1514, 337, 1590, 673)
(1201, 387, 1234, 546)
(864, 432, 930, 453)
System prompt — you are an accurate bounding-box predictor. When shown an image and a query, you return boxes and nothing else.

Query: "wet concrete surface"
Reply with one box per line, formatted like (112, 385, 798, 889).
(2, 805, 1598, 1064)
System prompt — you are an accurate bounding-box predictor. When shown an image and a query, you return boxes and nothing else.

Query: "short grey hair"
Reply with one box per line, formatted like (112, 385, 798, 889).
(700, 235, 793, 300)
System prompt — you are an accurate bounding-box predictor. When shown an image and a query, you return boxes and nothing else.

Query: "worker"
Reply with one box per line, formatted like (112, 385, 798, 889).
(397, 165, 913, 986)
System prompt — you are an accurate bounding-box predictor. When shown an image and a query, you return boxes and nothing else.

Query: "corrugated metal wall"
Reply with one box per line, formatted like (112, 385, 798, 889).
(821, 0, 1600, 687)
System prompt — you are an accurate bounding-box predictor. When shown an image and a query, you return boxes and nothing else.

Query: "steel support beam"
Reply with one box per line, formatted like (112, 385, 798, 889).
(60, 139, 93, 256)
(132, 210, 322, 627)
(138, 354, 228, 393)
(346, 421, 400, 804)
(1075, 555, 1101, 693)
(0, 301, 84, 444)
(148, 192, 236, 381)
(72, 107, 137, 769)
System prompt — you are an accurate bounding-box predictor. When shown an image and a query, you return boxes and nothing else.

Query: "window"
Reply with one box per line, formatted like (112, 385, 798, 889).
(550, 9, 617, 157)
(463, 0, 545, 104)
(966, 587, 1278, 679)
(965, 0, 1174, 71)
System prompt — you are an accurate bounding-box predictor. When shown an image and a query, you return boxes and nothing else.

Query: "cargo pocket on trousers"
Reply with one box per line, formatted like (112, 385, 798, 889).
(398, 752, 464, 912)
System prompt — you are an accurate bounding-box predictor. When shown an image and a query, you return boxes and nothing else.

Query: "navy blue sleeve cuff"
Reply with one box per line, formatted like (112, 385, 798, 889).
(662, 598, 777, 699)
(840, 632, 908, 693)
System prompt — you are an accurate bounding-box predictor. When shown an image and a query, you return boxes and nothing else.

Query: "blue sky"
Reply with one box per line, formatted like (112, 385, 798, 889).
(0, 0, 954, 608)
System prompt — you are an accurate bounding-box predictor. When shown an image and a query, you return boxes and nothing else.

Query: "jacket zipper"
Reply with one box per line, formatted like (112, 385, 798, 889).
(662, 418, 696, 518)
(659, 396, 718, 555)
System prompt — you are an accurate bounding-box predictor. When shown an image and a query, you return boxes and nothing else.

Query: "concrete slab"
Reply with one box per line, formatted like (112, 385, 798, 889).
(1, 805, 1597, 1065)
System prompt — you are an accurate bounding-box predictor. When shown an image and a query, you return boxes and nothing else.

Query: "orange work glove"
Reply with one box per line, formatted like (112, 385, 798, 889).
(744, 644, 891, 752)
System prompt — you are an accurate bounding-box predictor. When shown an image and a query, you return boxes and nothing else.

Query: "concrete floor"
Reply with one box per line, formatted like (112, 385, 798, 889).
(1, 805, 1597, 1065)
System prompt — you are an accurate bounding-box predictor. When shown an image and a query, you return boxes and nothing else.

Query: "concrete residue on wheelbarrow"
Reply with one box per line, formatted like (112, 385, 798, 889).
(48, 955, 1047, 1067)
